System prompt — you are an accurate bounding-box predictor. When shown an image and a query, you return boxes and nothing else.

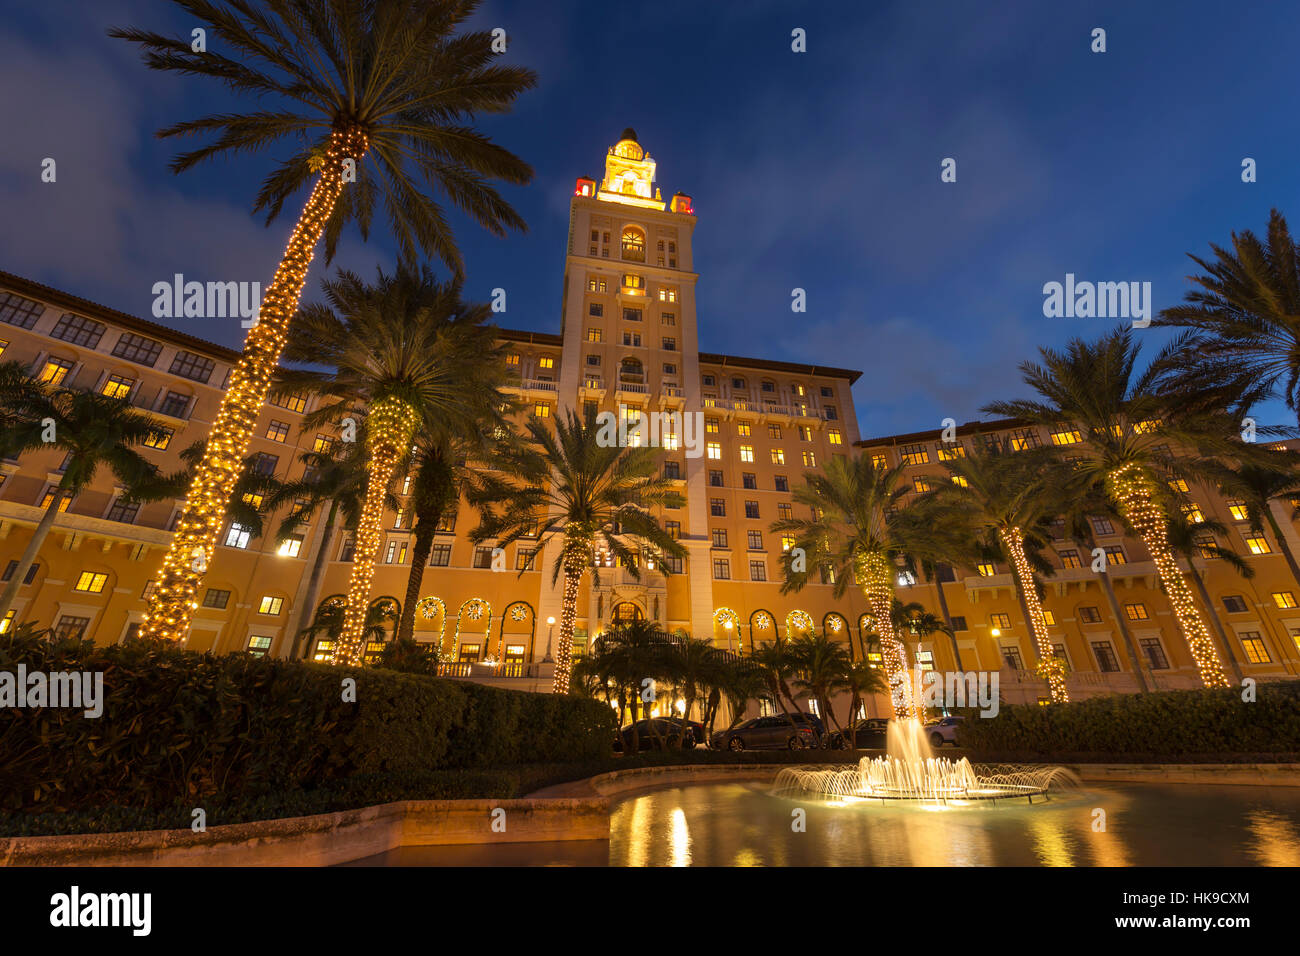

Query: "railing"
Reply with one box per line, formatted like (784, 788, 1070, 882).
(436, 662, 472, 678)
(662, 385, 684, 398)
(581, 377, 604, 390)
(521, 378, 557, 392)
(616, 381, 649, 394)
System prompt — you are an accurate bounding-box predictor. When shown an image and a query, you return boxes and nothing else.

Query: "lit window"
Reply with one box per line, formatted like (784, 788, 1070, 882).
(771, 449, 785, 465)
(1168, 479, 1189, 493)
(1245, 534, 1271, 555)
(739, 445, 754, 462)
(38, 357, 74, 385)
(899, 443, 929, 465)
(534, 403, 551, 418)
(977, 563, 996, 577)
(801, 451, 817, 467)
(799, 425, 813, 442)
(1124, 602, 1149, 621)
(1240, 633, 1272, 664)
(271, 392, 308, 413)
(870, 453, 887, 469)
(74, 571, 108, 593)
(737, 422, 751, 437)
(266, 419, 290, 443)
(951, 475, 969, 488)
(144, 427, 173, 451)
(1059, 550, 1082, 569)
(278, 535, 304, 558)
(912, 476, 934, 493)
(989, 613, 1010, 629)
(1008, 428, 1040, 450)
(657, 286, 678, 302)
(828, 429, 842, 445)
(225, 523, 252, 549)
(707, 442, 721, 459)
(1181, 503, 1205, 524)
(587, 328, 602, 342)
(1042, 610, 1057, 626)
(39, 490, 72, 512)
(622, 274, 645, 292)
(505, 353, 520, 367)
(1104, 545, 1127, 565)
(1227, 499, 1249, 521)
(313, 434, 335, 455)
(258, 595, 284, 615)
(101, 374, 134, 399)
(539, 357, 555, 370)
(768, 424, 782, 439)
(1273, 591, 1298, 609)
(1050, 427, 1082, 445)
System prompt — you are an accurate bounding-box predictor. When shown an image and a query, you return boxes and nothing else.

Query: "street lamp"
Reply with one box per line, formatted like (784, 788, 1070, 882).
(543, 616, 556, 662)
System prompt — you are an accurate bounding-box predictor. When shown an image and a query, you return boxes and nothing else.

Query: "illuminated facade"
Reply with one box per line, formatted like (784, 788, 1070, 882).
(3, 129, 1297, 712)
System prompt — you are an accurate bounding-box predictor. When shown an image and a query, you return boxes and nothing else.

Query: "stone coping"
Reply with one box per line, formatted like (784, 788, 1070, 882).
(4, 761, 1298, 866)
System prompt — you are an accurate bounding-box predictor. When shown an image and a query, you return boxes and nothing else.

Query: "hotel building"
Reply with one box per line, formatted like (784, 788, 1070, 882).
(1, 129, 1297, 709)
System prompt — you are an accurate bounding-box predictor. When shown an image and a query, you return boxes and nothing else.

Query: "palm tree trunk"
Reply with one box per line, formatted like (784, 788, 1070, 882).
(931, 571, 964, 670)
(140, 129, 369, 643)
(0, 488, 65, 621)
(859, 552, 917, 720)
(395, 508, 442, 643)
(1109, 466, 1229, 687)
(286, 501, 338, 659)
(1085, 538, 1151, 693)
(1187, 561, 1245, 684)
(1000, 527, 1068, 702)
(552, 554, 584, 694)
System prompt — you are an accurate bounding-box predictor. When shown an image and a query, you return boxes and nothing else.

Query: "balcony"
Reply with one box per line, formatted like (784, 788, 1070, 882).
(658, 385, 685, 409)
(580, 376, 606, 400)
(615, 379, 650, 402)
(761, 403, 795, 424)
(504, 377, 559, 399)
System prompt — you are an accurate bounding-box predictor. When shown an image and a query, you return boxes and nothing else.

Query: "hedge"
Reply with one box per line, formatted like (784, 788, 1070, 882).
(0, 632, 614, 813)
(956, 680, 1300, 756)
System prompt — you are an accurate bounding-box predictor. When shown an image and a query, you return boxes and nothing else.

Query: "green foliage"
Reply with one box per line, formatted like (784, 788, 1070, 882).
(957, 681, 1300, 755)
(0, 632, 613, 814)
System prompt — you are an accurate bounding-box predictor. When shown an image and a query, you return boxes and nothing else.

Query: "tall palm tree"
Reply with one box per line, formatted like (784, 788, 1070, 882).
(1164, 510, 1251, 684)
(1207, 450, 1300, 591)
(985, 327, 1251, 688)
(922, 438, 1069, 702)
(751, 639, 806, 733)
(773, 452, 921, 719)
(890, 506, 970, 670)
(469, 408, 687, 694)
(710, 655, 770, 739)
(1155, 209, 1300, 421)
(0, 373, 180, 621)
(113, 0, 535, 642)
(840, 660, 889, 745)
(787, 633, 853, 740)
(260, 441, 383, 657)
(278, 266, 506, 664)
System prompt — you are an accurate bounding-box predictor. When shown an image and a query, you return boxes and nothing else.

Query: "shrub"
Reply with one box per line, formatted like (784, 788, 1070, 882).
(956, 680, 1300, 756)
(0, 631, 614, 813)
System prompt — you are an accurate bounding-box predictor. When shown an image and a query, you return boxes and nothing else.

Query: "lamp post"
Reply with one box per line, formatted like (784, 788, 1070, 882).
(724, 619, 734, 654)
(543, 616, 556, 663)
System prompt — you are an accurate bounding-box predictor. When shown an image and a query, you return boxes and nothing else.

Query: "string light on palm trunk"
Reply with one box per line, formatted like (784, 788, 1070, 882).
(552, 554, 584, 694)
(860, 552, 917, 720)
(1000, 526, 1069, 703)
(334, 396, 418, 666)
(141, 128, 369, 643)
(1109, 463, 1229, 688)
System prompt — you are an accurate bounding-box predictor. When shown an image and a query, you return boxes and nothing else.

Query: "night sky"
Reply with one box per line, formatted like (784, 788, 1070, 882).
(2, 0, 1297, 437)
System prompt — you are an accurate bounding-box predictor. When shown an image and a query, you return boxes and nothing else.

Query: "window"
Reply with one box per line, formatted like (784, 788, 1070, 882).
(621, 228, 645, 261)
(663, 555, 684, 573)
(1273, 591, 1298, 609)
(1140, 638, 1170, 669)
(777, 503, 792, 520)
(202, 589, 231, 609)
(169, 350, 215, 383)
(739, 445, 754, 463)
(781, 534, 796, 552)
(250, 452, 278, 477)
(1182, 503, 1205, 524)
(1240, 633, 1272, 664)
(950, 616, 968, 631)
(1042, 609, 1057, 626)
(1059, 549, 1082, 569)
(747, 530, 764, 550)
(710, 498, 725, 517)
(712, 558, 731, 580)
(771, 449, 785, 465)
(54, 616, 91, 640)
(265, 419, 290, 442)
(74, 571, 108, 593)
(823, 406, 838, 421)
(912, 476, 934, 494)
(225, 523, 252, 549)
(1050, 426, 1082, 445)
(473, 546, 495, 569)
(50, 313, 106, 348)
(430, 544, 452, 567)
(37, 356, 73, 385)
(1092, 641, 1121, 672)
(976, 562, 996, 577)
(258, 595, 284, 615)
(663, 363, 677, 375)
(662, 337, 677, 351)
(1222, 594, 1248, 613)
(247, 635, 273, 658)
(736, 422, 752, 437)
(664, 520, 681, 540)
(586, 277, 607, 293)
(586, 354, 601, 366)
(586, 327, 603, 342)
(658, 286, 678, 303)
(1104, 545, 1127, 565)
(40, 489, 73, 512)
(514, 548, 536, 571)
(744, 501, 760, 519)
(339, 537, 356, 562)
(278, 535, 304, 558)
(661, 312, 676, 326)
(1078, 605, 1102, 624)
(664, 460, 681, 480)
(870, 453, 887, 469)
(1168, 479, 1189, 493)
(538, 357, 555, 371)
(0, 291, 43, 329)
(710, 528, 729, 549)
(1245, 533, 1271, 555)
(141, 580, 157, 600)
(622, 306, 643, 322)
(533, 402, 551, 418)
(1008, 428, 1040, 450)
(158, 390, 191, 418)
(621, 332, 641, 347)
(1124, 602, 1149, 621)
(774, 475, 789, 493)
(588, 303, 604, 319)
(706, 442, 721, 460)
(1, 561, 39, 585)
(100, 373, 134, 399)
(505, 353, 520, 367)
(105, 498, 140, 523)
(828, 428, 842, 445)
(899, 443, 929, 465)
(989, 613, 1010, 629)
(1226, 499, 1249, 521)
(1091, 517, 1115, 535)
(1001, 646, 1025, 670)
(768, 424, 782, 439)
(749, 561, 767, 582)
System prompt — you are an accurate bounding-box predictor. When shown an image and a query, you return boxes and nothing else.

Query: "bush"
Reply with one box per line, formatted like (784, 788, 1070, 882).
(956, 680, 1300, 756)
(0, 632, 614, 813)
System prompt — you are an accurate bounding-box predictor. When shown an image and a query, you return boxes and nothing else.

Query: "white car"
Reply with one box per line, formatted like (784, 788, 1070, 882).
(926, 715, 965, 748)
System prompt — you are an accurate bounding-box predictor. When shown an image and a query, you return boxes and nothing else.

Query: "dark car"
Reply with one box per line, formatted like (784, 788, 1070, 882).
(614, 718, 692, 752)
(659, 716, 705, 749)
(709, 715, 817, 751)
(828, 717, 890, 750)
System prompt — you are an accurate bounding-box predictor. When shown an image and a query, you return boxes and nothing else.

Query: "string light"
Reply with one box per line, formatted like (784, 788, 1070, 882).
(416, 596, 446, 657)
(999, 526, 1069, 703)
(714, 607, 741, 651)
(785, 609, 814, 637)
(333, 395, 419, 665)
(1108, 463, 1229, 688)
(859, 552, 919, 720)
(552, 553, 583, 694)
(140, 128, 370, 643)
(452, 598, 493, 660)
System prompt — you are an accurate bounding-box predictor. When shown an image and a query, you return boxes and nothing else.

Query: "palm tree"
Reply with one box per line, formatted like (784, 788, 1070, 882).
(0, 374, 180, 622)
(667, 634, 721, 729)
(260, 441, 383, 657)
(278, 267, 506, 663)
(1155, 209, 1300, 421)
(297, 596, 397, 661)
(751, 639, 807, 737)
(600, 620, 674, 751)
(922, 438, 1069, 701)
(985, 327, 1250, 688)
(710, 656, 770, 740)
(1163, 509, 1251, 684)
(787, 634, 853, 740)
(113, 0, 535, 642)
(889, 506, 970, 670)
(773, 452, 921, 719)
(469, 408, 687, 694)
(1207, 451, 1300, 591)
(840, 660, 889, 746)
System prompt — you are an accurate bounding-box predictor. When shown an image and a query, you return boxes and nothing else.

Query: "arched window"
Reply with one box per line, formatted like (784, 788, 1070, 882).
(621, 227, 646, 262)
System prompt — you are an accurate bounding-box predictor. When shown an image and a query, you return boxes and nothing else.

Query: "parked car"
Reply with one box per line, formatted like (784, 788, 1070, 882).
(709, 715, 817, 751)
(926, 715, 965, 747)
(828, 717, 891, 749)
(659, 716, 705, 749)
(614, 718, 691, 752)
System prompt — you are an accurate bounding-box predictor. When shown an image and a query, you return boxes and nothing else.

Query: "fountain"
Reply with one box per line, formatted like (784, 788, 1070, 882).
(773, 718, 1078, 807)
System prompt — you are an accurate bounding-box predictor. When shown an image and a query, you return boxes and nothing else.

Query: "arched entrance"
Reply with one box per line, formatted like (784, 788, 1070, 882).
(612, 601, 644, 623)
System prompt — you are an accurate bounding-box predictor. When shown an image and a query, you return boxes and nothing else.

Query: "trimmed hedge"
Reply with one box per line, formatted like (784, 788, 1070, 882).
(956, 680, 1300, 756)
(0, 633, 613, 813)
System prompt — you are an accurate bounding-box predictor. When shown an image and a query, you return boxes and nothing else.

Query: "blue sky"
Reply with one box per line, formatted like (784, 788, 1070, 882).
(1, 0, 1297, 437)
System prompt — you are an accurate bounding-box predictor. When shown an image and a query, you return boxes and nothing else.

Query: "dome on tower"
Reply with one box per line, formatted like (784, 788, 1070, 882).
(619, 127, 638, 143)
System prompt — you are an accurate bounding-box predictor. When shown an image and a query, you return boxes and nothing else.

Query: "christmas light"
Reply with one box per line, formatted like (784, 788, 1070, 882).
(416, 596, 446, 656)
(140, 128, 369, 643)
(859, 551, 919, 720)
(999, 526, 1069, 703)
(333, 395, 419, 665)
(454, 598, 493, 659)
(1108, 463, 1229, 687)
(714, 607, 741, 651)
(552, 554, 583, 694)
